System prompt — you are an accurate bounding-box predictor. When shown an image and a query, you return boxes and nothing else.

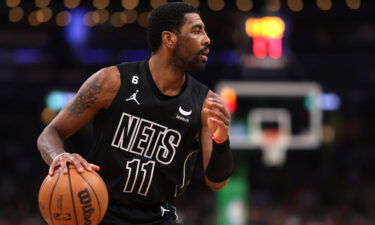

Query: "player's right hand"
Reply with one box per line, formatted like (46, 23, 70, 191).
(49, 153, 100, 176)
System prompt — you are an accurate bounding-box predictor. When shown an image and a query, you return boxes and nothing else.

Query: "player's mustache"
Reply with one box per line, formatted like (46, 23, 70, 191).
(197, 47, 209, 56)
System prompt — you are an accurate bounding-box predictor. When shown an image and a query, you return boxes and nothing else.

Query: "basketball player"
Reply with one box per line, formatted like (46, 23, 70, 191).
(37, 2, 234, 225)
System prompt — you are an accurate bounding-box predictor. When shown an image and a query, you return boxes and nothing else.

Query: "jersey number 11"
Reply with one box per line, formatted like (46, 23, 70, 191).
(123, 159, 155, 196)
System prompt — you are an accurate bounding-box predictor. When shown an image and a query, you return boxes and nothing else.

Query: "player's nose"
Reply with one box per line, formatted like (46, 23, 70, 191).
(203, 31, 211, 46)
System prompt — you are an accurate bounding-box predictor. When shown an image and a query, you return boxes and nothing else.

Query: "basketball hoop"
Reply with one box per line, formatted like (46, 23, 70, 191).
(259, 129, 290, 167)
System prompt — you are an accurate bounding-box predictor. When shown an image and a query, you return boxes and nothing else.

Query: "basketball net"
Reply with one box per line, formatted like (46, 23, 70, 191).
(259, 129, 290, 167)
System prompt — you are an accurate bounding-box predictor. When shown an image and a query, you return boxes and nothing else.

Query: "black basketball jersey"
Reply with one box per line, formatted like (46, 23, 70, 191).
(88, 60, 208, 206)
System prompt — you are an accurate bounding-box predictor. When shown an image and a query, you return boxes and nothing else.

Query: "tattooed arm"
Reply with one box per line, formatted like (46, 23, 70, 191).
(37, 66, 120, 175)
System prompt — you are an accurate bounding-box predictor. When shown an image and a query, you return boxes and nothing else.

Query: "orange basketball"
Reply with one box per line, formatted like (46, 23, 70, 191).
(38, 164, 108, 225)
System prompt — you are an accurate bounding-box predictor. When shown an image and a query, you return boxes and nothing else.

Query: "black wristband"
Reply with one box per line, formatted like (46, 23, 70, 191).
(212, 138, 230, 152)
(205, 139, 234, 182)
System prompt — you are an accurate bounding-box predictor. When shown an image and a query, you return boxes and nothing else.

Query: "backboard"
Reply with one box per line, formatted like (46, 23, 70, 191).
(216, 81, 323, 151)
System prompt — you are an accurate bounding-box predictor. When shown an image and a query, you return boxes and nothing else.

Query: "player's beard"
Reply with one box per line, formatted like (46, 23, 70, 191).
(172, 41, 208, 73)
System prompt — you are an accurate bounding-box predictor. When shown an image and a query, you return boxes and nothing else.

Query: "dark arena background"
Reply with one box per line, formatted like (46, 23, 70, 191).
(1, 0, 375, 224)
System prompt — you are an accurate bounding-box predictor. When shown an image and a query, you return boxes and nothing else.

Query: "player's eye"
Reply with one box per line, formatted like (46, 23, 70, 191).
(193, 29, 201, 34)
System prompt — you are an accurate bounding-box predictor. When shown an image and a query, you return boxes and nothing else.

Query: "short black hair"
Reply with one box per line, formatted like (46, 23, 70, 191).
(146, 2, 200, 53)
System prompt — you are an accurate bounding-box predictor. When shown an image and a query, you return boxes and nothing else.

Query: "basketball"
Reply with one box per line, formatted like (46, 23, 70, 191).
(38, 164, 108, 225)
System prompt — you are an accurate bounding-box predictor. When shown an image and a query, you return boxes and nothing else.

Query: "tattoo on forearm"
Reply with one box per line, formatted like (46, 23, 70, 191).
(66, 77, 103, 117)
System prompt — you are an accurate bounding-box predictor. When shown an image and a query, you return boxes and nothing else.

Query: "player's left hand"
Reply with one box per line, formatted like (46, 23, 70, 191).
(203, 96, 230, 143)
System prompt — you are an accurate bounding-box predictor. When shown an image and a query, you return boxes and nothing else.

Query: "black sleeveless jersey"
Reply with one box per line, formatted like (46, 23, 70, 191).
(88, 60, 209, 206)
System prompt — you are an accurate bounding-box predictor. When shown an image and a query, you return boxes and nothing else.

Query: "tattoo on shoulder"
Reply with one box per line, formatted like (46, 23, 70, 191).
(66, 77, 103, 117)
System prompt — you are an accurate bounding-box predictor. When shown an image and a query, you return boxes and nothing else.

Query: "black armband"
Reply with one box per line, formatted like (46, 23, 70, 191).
(205, 138, 234, 182)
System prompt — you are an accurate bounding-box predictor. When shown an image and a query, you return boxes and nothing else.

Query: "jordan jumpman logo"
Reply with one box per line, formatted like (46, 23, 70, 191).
(125, 90, 140, 105)
(160, 206, 171, 217)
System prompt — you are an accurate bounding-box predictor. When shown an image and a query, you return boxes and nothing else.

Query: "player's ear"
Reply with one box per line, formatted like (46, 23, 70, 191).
(162, 31, 177, 49)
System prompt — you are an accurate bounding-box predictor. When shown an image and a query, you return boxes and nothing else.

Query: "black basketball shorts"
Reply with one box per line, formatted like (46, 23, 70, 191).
(99, 202, 181, 225)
